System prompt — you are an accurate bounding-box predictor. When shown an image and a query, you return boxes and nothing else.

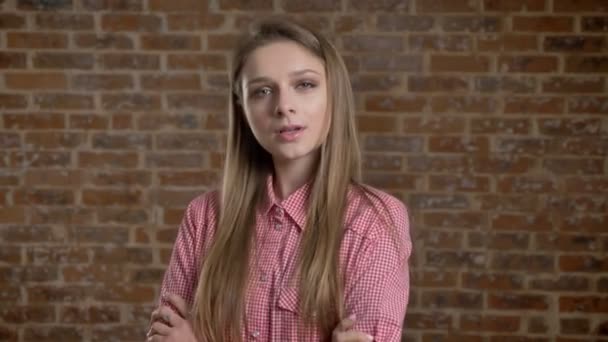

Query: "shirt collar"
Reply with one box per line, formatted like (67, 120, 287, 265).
(260, 174, 310, 231)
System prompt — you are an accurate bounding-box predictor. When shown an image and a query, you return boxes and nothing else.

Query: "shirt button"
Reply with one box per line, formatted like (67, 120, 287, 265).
(251, 331, 260, 338)
(259, 272, 268, 282)
(274, 223, 282, 230)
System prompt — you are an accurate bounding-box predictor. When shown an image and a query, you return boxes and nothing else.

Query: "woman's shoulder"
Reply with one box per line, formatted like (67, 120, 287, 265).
(183, 189, 221, 224)
(345, 183, 409, 239)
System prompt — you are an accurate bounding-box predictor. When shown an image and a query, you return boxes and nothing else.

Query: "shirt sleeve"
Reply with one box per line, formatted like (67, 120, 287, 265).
(158, 196, 208, 311)
(346, 200, 412, 342)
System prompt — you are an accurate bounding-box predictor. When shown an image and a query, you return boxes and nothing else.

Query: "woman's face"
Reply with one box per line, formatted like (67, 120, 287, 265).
(239, 40, 329, 166)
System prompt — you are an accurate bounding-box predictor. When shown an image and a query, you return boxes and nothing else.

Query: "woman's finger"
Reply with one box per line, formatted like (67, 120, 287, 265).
(335, 314, 356, 332)
(167, 293, 190, 319)
(150, 320, 172, 336)
(334, 330, 374, 342)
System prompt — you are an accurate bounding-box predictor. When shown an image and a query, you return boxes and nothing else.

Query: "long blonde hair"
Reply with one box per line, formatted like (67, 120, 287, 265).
(191, 18, 362, 341)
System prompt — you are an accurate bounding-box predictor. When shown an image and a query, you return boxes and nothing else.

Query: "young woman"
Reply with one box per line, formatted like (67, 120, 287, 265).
(148, 18, 411, 342)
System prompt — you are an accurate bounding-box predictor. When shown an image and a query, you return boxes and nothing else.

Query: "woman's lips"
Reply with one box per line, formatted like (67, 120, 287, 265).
(276, 125, 305, 142)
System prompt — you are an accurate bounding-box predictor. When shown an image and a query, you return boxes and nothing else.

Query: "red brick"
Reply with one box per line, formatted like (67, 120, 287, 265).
(417, 0, 477, 13)
(14, 189, 75, 205)
(334, 15, 366, 33)
(18, 0, 73, 10)
(408, 76, 469, 92)
(5, 72, 67, 90)
(60, 306, 120, 324)
(472, 156, 534, 174)
(426, 250, 485, 268)
(150, 0, 209, 11)
(167, 53, 227, 70)
(281, 0, 340, 11)
(365, 95, 426, 112)
(25, 132, 85, 149)
(488, 293, 549, 311)
(497, 176, 557, 193)
(413, 271, 459, 287)
(138, 113, 202, 130)
(529, 275, 590, 292)
(462, 273, 524, 290)
(560, 318, 590, 334)
(33, 53, 94, 70)
(559, 296, 608, 313)
(483, 0, 546, 11)
(538, 118, 601, 136)
(91, 325, 149, 342)
(167, 14, 225, 31)
(498, 56, 559, 73)
(543, 158, 604, 175)
(158, 170, 219, 186)
(554, 0, 608, 12)
(403, 117, 465, 134)
(356, 115, 397, 133)
(101, 94, 161, 111)
(536, 233, 600, 252)
(409, 34, 472, 52)
(431, 55, 490, 72)
(442, 16, 501, 32)
(82, 189, 142, 206)
(568, 96, 608, 113)
(352, 74, 402, 92)
(99, 54, 160, 70)
(141, 34, 201, 50)
(475, 76, 537, 93)
(376, 14, 434, 31)
(491, 213, 553, 231)
(343, 35, 404, 52)
(477, 34, 538, 52)
(460, 314, 521, 332)
(71, 74, 134, 90)
(69, 114, 108, 130)
(360, 54, 423, 72)
(218, 0, 272, 10)
(544, 35, 606, 52)
(560, 255, 608, 272)
(363, 173, 418, 190)
(81, 0, 143, 11)
(429, 175, 490, 192)
(34, 93, 94, 110)
(429, 136, 489, 154)
(7, 32, 68, 49)
(35, 13, 94, 30)
(78, 152, 139, 168)
(491, 254, 555, 272)
(6, 151, 71, 168)
(422, 290, 483, 309)
(91, 133, 151, 149)
(167, 93, 226, 111)
(0, 14, 26, 29)
(512, 16, 574, 32)
(145, 152, 205, 168)
(0, 207, 26, 224)
(141, 74, 201, 90)
(23, 327, 84, 342)
(74, 33, 134, 49)
(0, 52, 26, 69)
(0, 305, 55, 323)
(582, 16, 608, 31)
(102, 14, 162, 32)
(471, 118, 530, 134)
(0, 94, 28, 109)
(542, 77, 605, 93)
(565, 56, 608, 73)
(30, 207, 94, 225)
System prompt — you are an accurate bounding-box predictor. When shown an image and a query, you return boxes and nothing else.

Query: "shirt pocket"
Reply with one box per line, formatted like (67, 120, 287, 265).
(275, 286, 323, 341)
(277, 286, 299, 314)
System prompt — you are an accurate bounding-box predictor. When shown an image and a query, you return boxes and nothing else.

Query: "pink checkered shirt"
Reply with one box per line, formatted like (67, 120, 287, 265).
(158, 176, 412, 341)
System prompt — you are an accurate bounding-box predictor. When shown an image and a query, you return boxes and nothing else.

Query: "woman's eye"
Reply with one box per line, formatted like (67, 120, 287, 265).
(297, 81, 316, 89)
(251, 87, 272, 98)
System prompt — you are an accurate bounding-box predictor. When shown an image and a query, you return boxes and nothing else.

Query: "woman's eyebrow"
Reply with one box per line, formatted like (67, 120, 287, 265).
(246, 69, 322, 87)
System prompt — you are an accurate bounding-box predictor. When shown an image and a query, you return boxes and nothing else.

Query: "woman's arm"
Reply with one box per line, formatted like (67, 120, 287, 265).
(345, 198, 412, 341)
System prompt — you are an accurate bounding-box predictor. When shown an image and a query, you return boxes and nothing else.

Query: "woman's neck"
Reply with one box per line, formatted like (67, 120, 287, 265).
(272, 155, 317, 200)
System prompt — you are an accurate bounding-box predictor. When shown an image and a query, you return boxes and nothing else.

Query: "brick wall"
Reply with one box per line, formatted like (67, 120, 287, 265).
(1, 0, 607, 341)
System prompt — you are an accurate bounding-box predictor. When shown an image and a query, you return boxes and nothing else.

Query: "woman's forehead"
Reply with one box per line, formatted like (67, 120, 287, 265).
(241, 40, 325, 81)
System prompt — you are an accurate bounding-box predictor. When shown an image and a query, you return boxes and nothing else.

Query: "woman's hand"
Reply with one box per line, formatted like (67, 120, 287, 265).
(147, 294, 197, 342)
(332, 314, 373, 342)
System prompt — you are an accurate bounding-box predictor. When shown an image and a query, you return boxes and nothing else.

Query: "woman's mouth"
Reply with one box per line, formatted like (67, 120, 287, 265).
(277, 125, 305, 142)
